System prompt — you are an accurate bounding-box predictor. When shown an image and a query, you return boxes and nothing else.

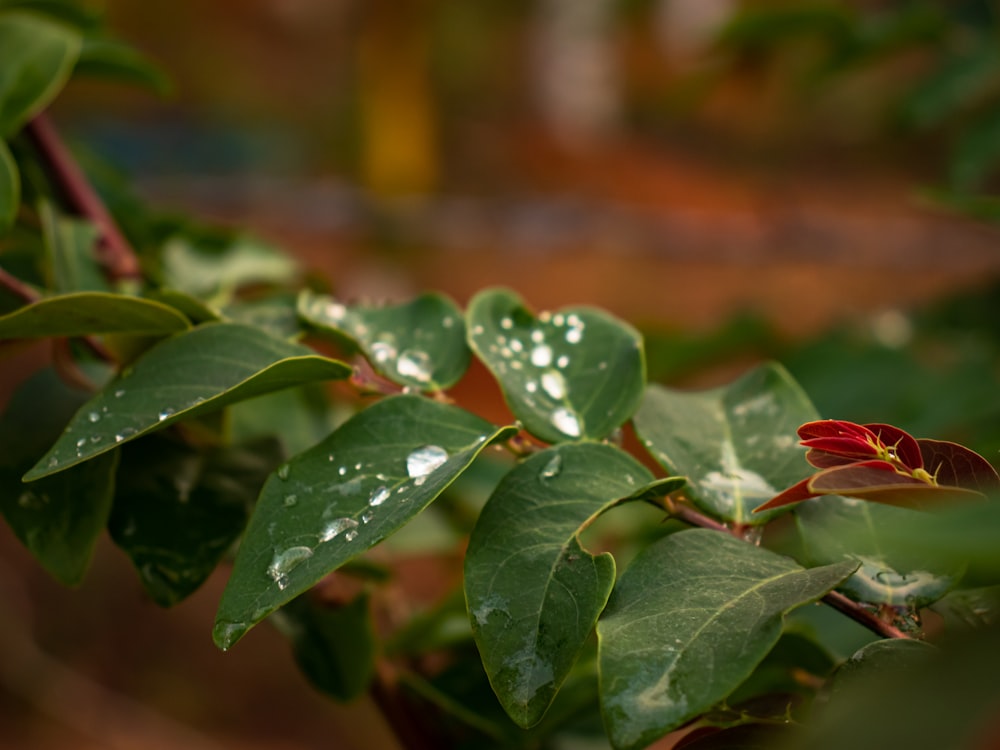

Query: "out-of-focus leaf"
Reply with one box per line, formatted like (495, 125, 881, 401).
(24, 323, 351, 479)
(466, 443, 683, 727)
(0, 291, 190, 339)
(108, 434, 282, 607)
(38, 201, 107, 293)
(0, 369, 117, 585)
(900, 46, 1000, 130)
(0, 138, 18, 230)
(213, 395, 517, 650)
(950, 103, 1000, 190)
(467, 287, 645, 443)
(228, 383, 339, 458)
(0, 10, 81, 136)
(161, 234, 298, 300)
(75, 36, 170, 94)
(597, 530, 855, 750)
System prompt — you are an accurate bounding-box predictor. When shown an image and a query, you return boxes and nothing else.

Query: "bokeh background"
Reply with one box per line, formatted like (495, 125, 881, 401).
(3, 1, 1000, 748)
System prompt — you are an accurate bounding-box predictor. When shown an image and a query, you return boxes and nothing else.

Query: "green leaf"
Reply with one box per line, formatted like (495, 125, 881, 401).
(465, 443, 684, 728)
(272, 592, 376, 703)
(822, 638, 936, 703)
(108, 435, 282, 607)
(299, 289, 470, 391)
(145, 288, 222, 324)
(24, 322, 351, 480)
(0, 291, 191, 339)
(0, 10, 82, 136)
(634, 362, 819, 525)
(224, 293, 303, 340)
(0, 138, 18, 230)
(0, 369, 117, 585)
(796, 495, 962, 608)
(213, 395, 517, 650)
(39, 201, 107, 293)
(75, 36, 171, 94)
(467, 288, 645, 443)
(597, 530, 856, 750)
(228, 384, 339, 457)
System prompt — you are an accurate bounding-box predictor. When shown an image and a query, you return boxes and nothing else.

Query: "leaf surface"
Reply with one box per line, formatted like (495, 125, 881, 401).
(465, 443, 684, 727)
(213, 395, 517, 649)
(0, 10, 81, 136)
(0, 291, 190, 339)
(0, 369, 116, 585)
(634, 362, 818, 525)
(467, 288, 644, 443)
(24, 322, 351, 479)
(597, 530, 855, 750)
(299, 290, 470, 391)
(0, 138, 18, 230)
(39, 201, 106, 292)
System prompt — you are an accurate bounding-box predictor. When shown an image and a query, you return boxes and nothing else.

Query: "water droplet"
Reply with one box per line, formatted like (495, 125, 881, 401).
(362, 510, 375, 524)
(267, 546, 313, 589)
(371, 340, 397, 364)
(553, 313, 565, 326)
(327, 454, 335, 462)
(158, 407, 176, 422)
(88, 411, 101, 423)
(114, 389, 126, 398)
(319, 517, 358, 542)
(277, 463, 291, 480)
(442, 316, 454, 328)
(283, 494, 298, 507)
(525, 381, 538, 393)
(414, 476, 427, 486)
(539, 454, 562, 480)
(369, 486, 390, 507)
(344, 530, 358, 542)
(531, 329, 545, 343)
(539, 311, 552, 323)
(598, 361, 608, 371)
(556, 355, 570, 368)
(565, 327, 582, 344)
(338, 466, 347, 476)
(471, 324, 484, 336)
(47, 456, 58, 468)
(397, 349, 432, 383)
(114, 427, 137, 443)
(530, 345, 553, 367)
(90, 435, 102, 444)
(541, 371, 566, 400)
(407, 445, 449, 478)
(551, 408, 581, 438)
(510, 339, 524, 352)
(325, 302, 347, 321)
(76, 438, 86, 449)
(500, 317, 513, 329)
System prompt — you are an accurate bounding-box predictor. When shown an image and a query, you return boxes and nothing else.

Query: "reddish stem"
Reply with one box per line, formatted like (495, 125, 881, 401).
(0, 265, 40, 304)
(23, 114, 141, 282)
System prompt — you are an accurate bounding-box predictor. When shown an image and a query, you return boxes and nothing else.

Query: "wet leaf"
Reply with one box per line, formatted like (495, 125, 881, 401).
(274, 592, 376, 703)
(796, 495, 963, 607)
(299, 289, 470, 391)
(0, 369, 117, 585)
(0, 138, 18, 230)
(108, 434, 282, 606)
(465, 443, 684, 728)
(634, 362, 818, 525)
(467, 288, 644, 443)
(0, 10, 81, 136)
(213, 395, 516, 650)
(597, 530, 856, 750)
(0, 291, 190, 339)
(24, 322, 351, 480)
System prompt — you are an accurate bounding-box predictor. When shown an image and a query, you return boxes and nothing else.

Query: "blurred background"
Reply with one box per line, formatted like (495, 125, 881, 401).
(4, 0, 1000, 748)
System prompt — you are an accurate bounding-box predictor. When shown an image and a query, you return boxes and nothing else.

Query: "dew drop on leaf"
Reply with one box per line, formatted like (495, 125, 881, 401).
(530, 345, 553, 367)
(267, 546, 313, 589)
(368, 486, 390, 507)
(397, 349, 432, 382)
(539, 454, 562, 480)
(541, 371, 566, 400)
(88, 411, 100, 423)
(283, 494, 298, 507)
(158, 407, 175, 422)
(407, 445, 449, 478)
(550, 408, 581, 438)
(277, 463, 291, 480)
(319, 517, 359, 542)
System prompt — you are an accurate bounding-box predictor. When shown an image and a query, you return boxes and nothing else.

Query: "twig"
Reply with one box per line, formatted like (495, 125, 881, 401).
(663, 497, 913, 640)
(23, 114, 141, 282)
(0, 264, 40, 304)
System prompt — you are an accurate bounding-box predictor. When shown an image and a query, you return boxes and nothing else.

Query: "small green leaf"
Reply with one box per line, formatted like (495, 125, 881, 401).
(108, 435, 282, 607)
(161, 234, 298, 301)
(224, 293, 303, 340)
(273, 592, 376, 703)
(796, 496, 961, 607)
(39, 201, 107, 293)
(0, 369, 117, 585)
(0, 10, 81, 136)
(0, 138, 18, 230)
(299, 290, 470, 391)
(634, 363, 818, 525)
(24, 322, 351, 480)
(213, 395, 516, 650)
(75, 36, 171, 94)
(0, 291, 191, 339)
(467, 288, 645, 443)
(466, 443, 684, 728)
(597, 530, 856, 750)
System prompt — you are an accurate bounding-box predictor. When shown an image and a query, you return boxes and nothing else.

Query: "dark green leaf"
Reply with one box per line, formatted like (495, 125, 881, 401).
(273, 592, 376, 703)
(796, 495, 961, 607)
(467, 288, 645, 443)
(75, 36, 171, 94)
(0, 138, 18, 230)
(899, 46, 1000, 131)
(822, 638, 936, 703)
(0, 10, 81, 136)
(224, 293, 303, 340)
(144, 288, 222, 324)
(466, 443, 684, 727)
(39, 201, 107, 293)
(597, 530, 856, 750)
(213, 395, 517, 650)
(299, 290, 470, 391)
(24, 322, 351, 480)
(634, 362, 818, 525)
(0, 291, 190, 338)
(108, 434, 282, 607)
(228, 383, 338, 457)
(0, 369, 116, 585)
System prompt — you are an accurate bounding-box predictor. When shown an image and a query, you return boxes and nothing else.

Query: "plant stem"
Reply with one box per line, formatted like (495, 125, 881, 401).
(0, 265, 40, 304)
(666, 499, 912, 640)
(23, 115, 141, 282)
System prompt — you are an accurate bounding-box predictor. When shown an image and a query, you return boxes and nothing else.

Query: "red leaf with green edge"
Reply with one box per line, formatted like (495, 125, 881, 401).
(864, 423, 923, 469)
(918, 439, 1000, 493)
(808, 462, 981, 509)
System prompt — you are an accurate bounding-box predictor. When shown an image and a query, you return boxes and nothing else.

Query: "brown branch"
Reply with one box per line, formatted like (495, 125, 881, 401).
(23, 114, 141, 282)
(0, 264, 40, 304)
(663, 498, 913, 640)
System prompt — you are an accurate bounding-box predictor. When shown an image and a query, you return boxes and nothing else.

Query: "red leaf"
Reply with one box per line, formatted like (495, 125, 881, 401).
(864, 423, 923, 469)
(751, 476, 818, 513)
(799, 420, 877, 442)
(918, 439, 1000, 493)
